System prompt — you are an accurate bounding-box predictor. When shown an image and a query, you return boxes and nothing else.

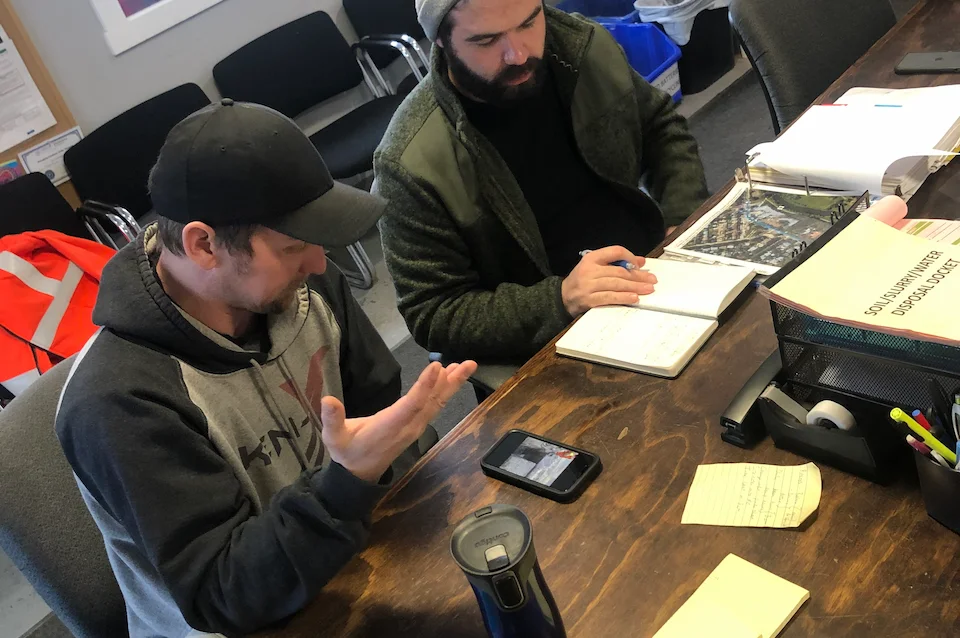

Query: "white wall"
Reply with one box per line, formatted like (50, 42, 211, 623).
(10, 0, 373, 136)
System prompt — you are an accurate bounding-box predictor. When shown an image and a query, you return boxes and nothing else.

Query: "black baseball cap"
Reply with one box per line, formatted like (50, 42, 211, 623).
(149, 98, 385, 247)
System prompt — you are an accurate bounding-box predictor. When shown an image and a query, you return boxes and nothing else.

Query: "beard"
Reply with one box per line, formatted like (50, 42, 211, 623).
(231, 254, 305, 315)
(255, 279, 305, 315)
(444, 45, 546, 106)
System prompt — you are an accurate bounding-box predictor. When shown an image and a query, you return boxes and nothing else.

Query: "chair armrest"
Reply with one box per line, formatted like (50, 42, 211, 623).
(469, 363, 521, 395)
(355, 38, 425, 82)
(429, 352, 521, 398)
(77, 201, 142, 247)
(82, 201, 142, 235)
(363, 33, 430, 67)
(352, 44, 392, 96)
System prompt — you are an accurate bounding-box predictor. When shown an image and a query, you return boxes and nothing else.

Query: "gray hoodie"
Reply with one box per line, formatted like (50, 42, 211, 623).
(56, 225, 402, 637)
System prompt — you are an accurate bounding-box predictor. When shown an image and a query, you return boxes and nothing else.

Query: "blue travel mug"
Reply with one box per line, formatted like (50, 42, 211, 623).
(450, 504, 566, 638)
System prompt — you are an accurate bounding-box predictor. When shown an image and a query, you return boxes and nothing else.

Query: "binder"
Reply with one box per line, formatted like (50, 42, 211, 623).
(759, 192, 870, 290)
(744, 86, 960, 201)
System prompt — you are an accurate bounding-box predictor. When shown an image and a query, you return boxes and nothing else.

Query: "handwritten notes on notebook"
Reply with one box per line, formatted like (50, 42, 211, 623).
(681, 463, 821, 528)
(555, 306, 717, 378)
(653, 554, 810, 638)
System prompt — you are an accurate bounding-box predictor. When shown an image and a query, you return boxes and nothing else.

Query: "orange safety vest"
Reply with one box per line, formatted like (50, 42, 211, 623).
(0, 230, 115, 400)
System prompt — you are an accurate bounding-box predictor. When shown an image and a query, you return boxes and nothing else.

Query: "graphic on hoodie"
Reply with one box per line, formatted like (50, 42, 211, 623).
(280, 344, 329, 417)
(240, 345, 330, 470)
(56, 226, 400, 637)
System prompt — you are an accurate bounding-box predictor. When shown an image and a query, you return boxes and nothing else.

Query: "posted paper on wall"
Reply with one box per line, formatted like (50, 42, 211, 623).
(0, 27, 57, 154)
(681, 462, 822, 528)
(18, 126, 82, 186)
(0, 158, 24, 184)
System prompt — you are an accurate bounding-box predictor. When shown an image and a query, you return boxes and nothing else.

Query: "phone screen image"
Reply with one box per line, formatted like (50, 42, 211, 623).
(499, 436, 579, 486)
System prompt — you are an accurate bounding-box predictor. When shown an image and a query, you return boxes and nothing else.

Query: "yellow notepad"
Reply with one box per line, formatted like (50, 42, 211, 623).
(654, 554, 809, 638)
(681, 462, 822, 528)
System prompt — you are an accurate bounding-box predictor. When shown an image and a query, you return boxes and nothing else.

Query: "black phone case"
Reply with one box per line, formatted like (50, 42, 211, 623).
(480, 429, 603, 503)
(895, 52, 960, 74)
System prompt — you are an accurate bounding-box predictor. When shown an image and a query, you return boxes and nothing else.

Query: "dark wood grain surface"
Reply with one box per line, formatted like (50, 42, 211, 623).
(266, 1, 960, 635)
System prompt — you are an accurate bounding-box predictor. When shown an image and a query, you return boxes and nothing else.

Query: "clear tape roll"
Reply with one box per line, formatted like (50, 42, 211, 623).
(806, 400, 856, 431)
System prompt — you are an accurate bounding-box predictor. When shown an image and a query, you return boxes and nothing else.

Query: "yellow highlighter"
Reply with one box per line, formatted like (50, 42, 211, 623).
(891, 408, 958, 466)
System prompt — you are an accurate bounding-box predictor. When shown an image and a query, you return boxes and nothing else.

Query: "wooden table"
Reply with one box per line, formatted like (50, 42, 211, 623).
(270, 2, 960, 636)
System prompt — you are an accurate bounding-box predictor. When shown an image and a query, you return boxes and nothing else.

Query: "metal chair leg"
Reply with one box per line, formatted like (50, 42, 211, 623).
(333, 241, 376, 289)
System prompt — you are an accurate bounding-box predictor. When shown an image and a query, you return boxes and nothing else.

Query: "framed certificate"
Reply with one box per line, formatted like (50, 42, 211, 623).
(18, 126, 83, 185)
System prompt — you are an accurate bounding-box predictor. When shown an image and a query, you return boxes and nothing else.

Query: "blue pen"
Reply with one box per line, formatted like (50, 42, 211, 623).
(578, 249, 641, 271)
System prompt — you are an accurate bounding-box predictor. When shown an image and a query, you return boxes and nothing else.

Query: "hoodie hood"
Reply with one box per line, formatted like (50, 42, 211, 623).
(93, 224, 310, 373)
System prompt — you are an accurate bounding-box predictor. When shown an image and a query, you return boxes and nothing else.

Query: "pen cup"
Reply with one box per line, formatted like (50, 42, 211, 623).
(914, 452, 960, 536)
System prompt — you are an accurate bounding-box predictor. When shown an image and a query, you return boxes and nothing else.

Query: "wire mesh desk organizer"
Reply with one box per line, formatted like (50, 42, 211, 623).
(750, 194, 960, 489)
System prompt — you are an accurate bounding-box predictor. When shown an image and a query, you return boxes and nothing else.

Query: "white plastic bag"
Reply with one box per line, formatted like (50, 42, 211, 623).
(634, 0, 730, 46)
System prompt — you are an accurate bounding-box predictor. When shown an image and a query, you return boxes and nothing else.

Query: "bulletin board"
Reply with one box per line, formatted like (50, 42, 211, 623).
(0, 0, 81, 207)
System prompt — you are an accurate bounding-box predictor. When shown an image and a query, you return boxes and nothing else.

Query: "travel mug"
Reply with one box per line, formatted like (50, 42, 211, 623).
(450, 504, 566, 638)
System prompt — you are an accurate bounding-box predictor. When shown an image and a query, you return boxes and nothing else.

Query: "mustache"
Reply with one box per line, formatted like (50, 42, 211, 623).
(495, 58, 542, 84)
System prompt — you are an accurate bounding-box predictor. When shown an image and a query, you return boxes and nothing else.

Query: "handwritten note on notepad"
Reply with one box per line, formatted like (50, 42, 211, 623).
(654, 554, 809, 638)
(681, 463, 821, 528)
(555, 306, 717, 378)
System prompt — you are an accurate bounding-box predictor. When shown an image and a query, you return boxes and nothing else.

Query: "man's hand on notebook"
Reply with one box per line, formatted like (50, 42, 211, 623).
(562, 245, 657, 317)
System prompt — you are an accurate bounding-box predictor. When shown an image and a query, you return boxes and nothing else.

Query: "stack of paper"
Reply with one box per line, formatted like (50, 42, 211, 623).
(897, 218, 960, 245)
(862, 194, 960, 245)
(653, 554, 810, 638)
(760, 214, 960, 345)
(747, 85, 960, 200)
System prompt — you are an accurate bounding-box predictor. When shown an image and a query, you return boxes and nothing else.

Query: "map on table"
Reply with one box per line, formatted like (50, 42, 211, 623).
(665, 183, 867, 276)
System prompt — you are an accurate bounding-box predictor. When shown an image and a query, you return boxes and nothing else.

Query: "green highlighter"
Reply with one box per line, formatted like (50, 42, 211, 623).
(891, 408, 958, 466)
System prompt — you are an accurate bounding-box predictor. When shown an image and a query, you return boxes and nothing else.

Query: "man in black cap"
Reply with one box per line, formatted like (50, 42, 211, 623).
(55, 99, 476, 638)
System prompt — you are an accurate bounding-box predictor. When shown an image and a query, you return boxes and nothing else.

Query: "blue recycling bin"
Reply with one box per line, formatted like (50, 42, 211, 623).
(556, 4, 682, 102)
(605, 23, 683, 102)
(555, 0, 638, 23)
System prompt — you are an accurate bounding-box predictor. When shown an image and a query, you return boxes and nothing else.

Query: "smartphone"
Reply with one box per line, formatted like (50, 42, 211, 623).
(895, 52, 960, 75)
(480, 429, 602, 503)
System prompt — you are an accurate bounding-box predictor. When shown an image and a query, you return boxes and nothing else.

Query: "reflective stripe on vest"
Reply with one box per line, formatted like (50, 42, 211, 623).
(0, 251, 84, 350)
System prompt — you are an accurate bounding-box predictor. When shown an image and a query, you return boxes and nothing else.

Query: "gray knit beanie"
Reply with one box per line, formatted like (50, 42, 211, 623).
(416, 0, 462, 41)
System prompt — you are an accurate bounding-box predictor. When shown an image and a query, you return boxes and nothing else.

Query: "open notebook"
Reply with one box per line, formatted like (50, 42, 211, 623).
(555, 259, 755, 377)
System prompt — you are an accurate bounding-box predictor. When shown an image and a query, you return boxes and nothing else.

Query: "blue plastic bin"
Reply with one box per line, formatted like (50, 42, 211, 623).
(555, 0, 638, 23)
(556, 4, 682, 103)
(604, 23, 683, 103)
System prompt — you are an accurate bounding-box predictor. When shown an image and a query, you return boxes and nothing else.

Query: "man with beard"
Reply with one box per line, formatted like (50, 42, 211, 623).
(374, 0, 709, 365)
(55, 99, 477, 637)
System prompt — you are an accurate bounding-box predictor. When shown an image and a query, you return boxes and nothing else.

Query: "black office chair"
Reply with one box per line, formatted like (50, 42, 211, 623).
(0, 173, 92, 239)
(344, 0, 430, 95)
(63, 83, 212, 237)
(730, 0, 897, 134)
(0, 357, 130, 638)
(213, 12, 404, 181)
(213, 12, 399, 289)
(0, 173, 125, 247)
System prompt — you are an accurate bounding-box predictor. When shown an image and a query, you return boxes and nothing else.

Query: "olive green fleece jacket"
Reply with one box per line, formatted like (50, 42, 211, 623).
(374, 6, 708, 361)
